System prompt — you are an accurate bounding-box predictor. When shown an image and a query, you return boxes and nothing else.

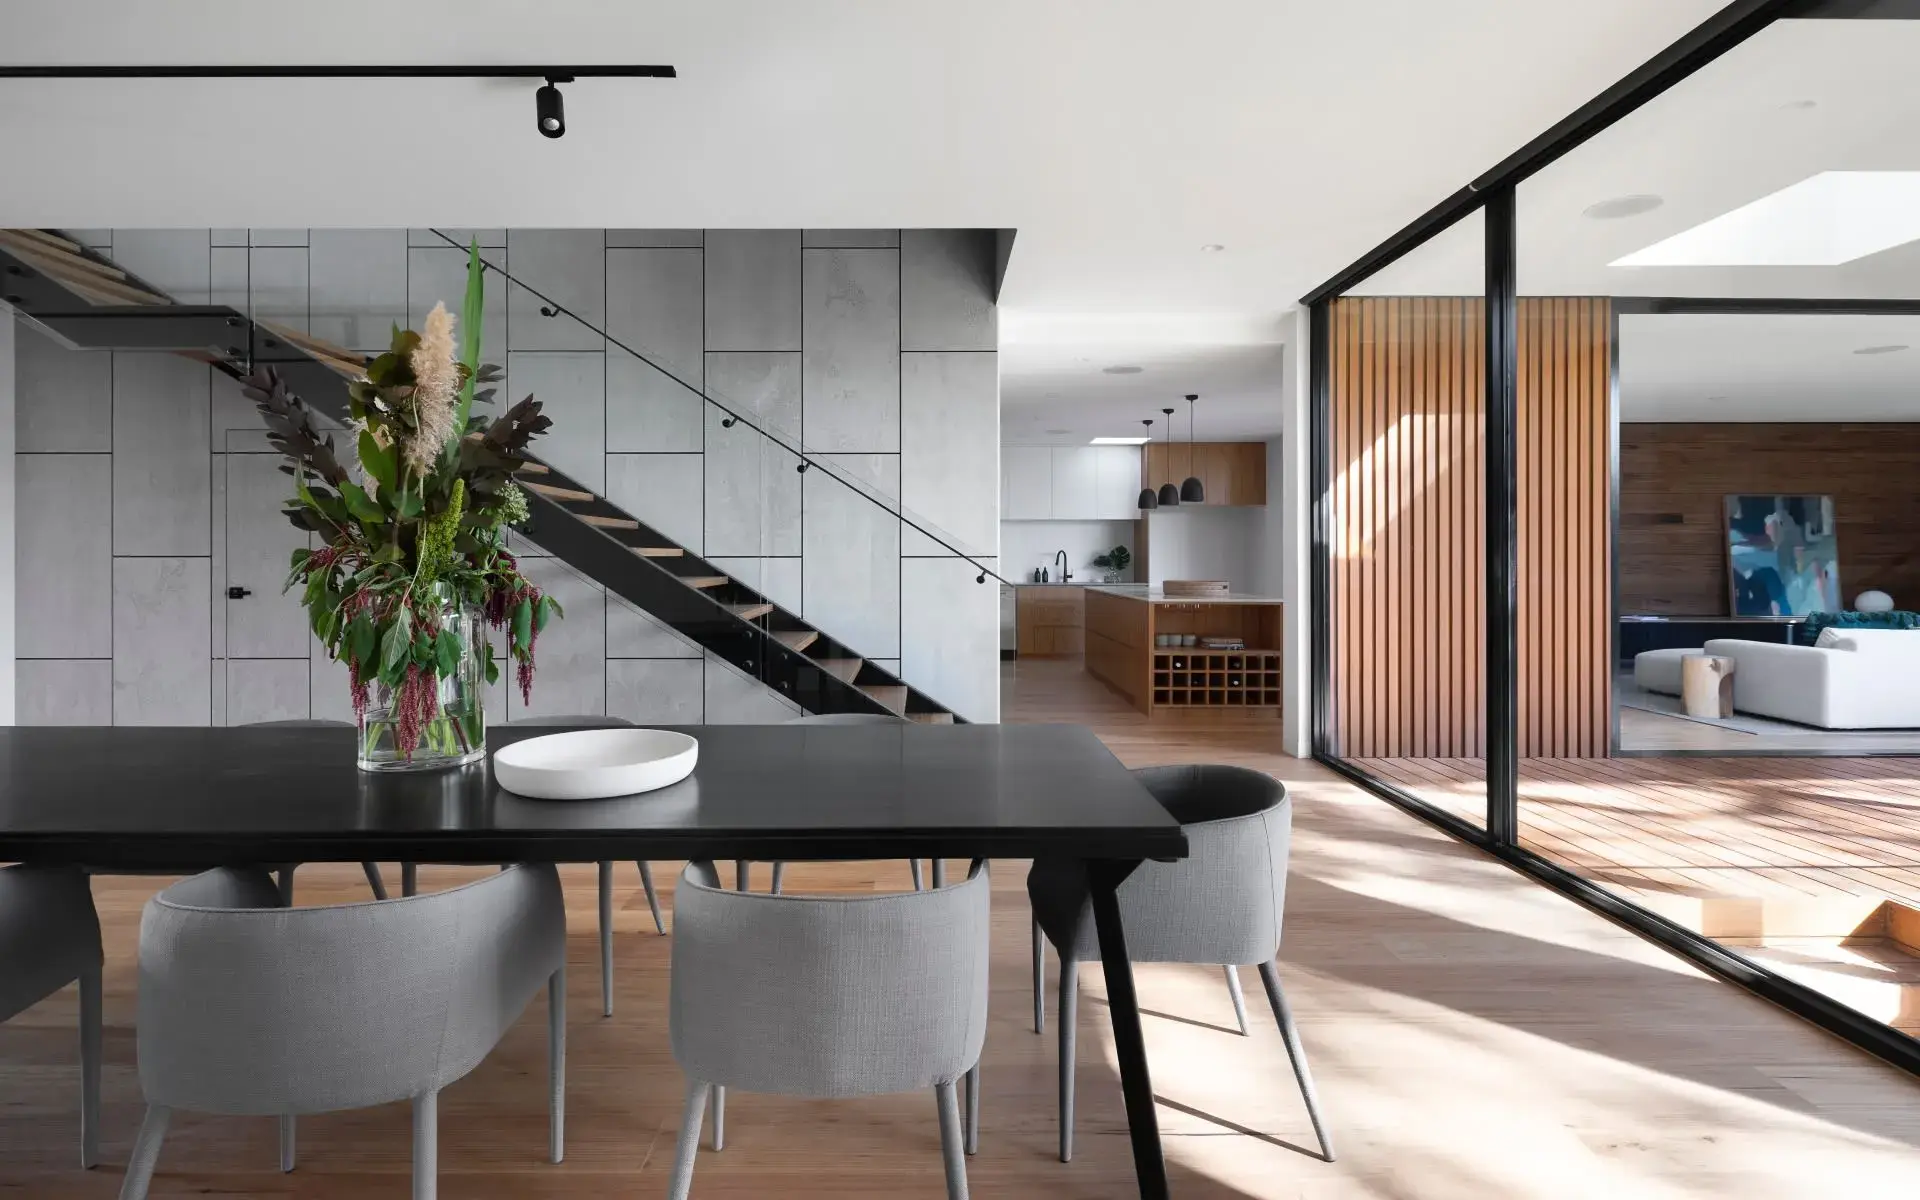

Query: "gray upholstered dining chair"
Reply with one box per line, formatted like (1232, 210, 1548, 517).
(0, 865, 103, 1169)
(1028, 764, 1334, 1164)
(767, 713, 922, 896)
(502, 715, 666, 1018)
(666, 858, 990, 1200)
(117, 863, 566, 1200)
(247, 719, 393, 902)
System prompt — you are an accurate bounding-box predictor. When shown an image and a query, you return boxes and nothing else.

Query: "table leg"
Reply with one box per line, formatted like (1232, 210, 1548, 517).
(1088, 859, 1168, 1199)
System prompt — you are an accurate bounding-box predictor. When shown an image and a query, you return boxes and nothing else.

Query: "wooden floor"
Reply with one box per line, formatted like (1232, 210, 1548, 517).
(5, 660, 1920, 1197)
(1353, 754, 1920, 908)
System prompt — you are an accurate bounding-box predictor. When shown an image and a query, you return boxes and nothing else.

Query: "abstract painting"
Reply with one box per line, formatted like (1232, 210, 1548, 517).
(1725, 494, 1840, 616)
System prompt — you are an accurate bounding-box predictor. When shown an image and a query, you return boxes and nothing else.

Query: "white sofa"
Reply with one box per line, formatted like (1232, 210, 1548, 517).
(1703, 628, 1920, 730)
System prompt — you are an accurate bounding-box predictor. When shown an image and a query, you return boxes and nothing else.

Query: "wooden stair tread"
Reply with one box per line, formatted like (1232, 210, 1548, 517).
(681, 576, 728, 589)
(773, 629, 820, 652)
(7, 228, 83, 254)
(523, 481, 596, 503)
(2, 240, 170, 306)
(514, 462, 551, 475)
(813, 658, 863, 684)
(908, 712, 956, 724)
(577, 514, 639, 529)
(859, 684, 910, 709)
(728, 603, 774, 621)
(0, 231, 128, 283)
(632, 546, 684, 558)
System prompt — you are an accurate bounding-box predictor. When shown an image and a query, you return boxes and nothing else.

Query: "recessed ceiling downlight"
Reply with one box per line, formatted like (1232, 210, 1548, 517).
(1045, 428, 1071, 435)
(1200, 243, 1225, 253)
(1102, 365, 1144, 375)
(1854, 344, 1909, 355)
(1583, 194, 1663, 220)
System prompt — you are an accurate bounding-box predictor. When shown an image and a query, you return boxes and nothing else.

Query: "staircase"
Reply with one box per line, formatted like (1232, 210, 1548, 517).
(1, 227, 965, 723)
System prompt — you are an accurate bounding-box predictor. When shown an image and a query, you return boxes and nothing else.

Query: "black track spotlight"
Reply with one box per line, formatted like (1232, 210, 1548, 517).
(536, 75, 570, 138)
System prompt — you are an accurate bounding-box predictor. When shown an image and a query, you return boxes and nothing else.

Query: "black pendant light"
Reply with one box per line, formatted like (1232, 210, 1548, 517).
(1180, 393, 1206, 503)
(1136, 419, 1158, 510)
(1156, 408, 1182, 507)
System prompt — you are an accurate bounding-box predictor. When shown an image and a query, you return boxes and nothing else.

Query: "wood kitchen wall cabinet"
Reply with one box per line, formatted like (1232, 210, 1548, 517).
(1142, 442, 1267, 506)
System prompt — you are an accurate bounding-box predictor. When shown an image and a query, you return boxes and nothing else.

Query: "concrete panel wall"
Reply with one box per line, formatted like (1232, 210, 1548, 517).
(14, 228, 1000, 724)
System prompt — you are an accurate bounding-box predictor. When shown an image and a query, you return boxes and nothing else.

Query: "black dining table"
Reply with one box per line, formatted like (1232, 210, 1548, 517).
(0, 721, 1187, 1198)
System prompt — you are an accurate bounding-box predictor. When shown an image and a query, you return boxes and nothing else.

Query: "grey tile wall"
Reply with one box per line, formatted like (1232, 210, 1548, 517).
(803, 248, 901, 453)
(15, 326, 110, 452)
(606, 248, 705, 451)
(507, 230, 605, 352)
(112, 557, 211, 725)
(309, 229, 409, 353)
(18, 227, 998, 726)
(705, 231, 802, 351)
(17, 660, 113, 725)
(112, 352, 210, 556)
(902, 230, 999, 352)
(16, 454, 112, 657)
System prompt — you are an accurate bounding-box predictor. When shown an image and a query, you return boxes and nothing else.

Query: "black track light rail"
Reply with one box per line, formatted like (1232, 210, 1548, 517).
(0, 64, 676, 80)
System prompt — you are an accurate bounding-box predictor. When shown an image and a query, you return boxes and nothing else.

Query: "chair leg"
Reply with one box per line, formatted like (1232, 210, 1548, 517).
(770, 861, 785, 894)
(276, 866, 296, 907)
(1259, 961, 1335, 1162)
(934, 1080, 970, 1200)
(911, 858, 925, 891)
(1030, 916, 1045, 1035)
(667, 1080, 710, 1200)
(280, 1115, 296, 1172)
(413, 1089, 439, 1200)
(1224, 965, 1249, 1036)
(964, 1064, 980, 1155)
(116, 1104, 170, 1200)
(1057, 950, 1078, 1163)
(637, 861, 666, 934)
(597, 861, 615, 1018)
(401, 862, 418, 897)
(362, 861, 389, 900)
(932, 859, 947, 888)
(710, 1084, 726, 1150)
(79, 961, 101, 1169)
(549, 963, 566, 1163)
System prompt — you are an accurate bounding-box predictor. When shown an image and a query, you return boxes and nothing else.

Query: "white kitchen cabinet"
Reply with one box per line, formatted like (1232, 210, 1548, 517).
(1094, 444, 1144, 519)
(1003, 445, 1053, 519)
(1049, 446, 1099, 520)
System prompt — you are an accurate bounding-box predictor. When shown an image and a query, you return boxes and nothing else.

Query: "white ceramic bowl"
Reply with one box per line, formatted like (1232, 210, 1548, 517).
(493, 729, 699, 800)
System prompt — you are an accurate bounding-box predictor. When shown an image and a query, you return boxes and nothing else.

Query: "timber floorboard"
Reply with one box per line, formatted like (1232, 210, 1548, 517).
(1, 659, 1918, 1197)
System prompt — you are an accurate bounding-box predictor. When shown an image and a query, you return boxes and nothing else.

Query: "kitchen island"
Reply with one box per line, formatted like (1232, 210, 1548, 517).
(1083, 586, 1284, 716)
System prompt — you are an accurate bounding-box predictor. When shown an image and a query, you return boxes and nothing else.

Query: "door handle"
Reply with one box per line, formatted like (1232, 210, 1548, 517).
(227, 586, 252, 599)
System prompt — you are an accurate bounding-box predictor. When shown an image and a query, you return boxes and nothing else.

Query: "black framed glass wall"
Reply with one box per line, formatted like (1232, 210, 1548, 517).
(1309, 0, 1920, 1073)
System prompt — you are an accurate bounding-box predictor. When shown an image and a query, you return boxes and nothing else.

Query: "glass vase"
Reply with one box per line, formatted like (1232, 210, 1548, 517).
(356, 587, 488, 773)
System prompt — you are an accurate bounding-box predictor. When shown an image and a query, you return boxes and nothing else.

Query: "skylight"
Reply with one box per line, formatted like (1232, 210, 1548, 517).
(1090, 436, 1151, 445)
(1610, 172, 1920, 268)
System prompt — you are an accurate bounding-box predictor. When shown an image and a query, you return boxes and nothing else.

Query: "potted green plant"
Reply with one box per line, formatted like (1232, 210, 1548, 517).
(1091, 545, 1133, 584)
(247, 244, 560, 771)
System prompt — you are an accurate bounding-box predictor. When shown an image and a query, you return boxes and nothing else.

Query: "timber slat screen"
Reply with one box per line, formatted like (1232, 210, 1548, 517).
(1329, 296, 1609, 760)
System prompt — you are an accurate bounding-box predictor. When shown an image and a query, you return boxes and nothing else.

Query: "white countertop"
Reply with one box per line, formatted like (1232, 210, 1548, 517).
(1086, 585, 1284, 604)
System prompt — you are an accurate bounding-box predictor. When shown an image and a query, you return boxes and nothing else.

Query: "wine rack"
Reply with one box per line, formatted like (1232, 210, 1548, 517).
(1150, 649, 1282, 708)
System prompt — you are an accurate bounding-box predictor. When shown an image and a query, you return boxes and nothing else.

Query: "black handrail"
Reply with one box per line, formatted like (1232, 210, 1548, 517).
(427, 228, 1007, 587)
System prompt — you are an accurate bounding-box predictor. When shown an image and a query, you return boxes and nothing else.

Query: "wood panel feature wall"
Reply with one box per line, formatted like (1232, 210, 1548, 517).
(1142, 442, 1268, 505)
(1329, 296, 1610, 760)
(1619, 423, 1920, 615)
(1516, 298, 1611, 758)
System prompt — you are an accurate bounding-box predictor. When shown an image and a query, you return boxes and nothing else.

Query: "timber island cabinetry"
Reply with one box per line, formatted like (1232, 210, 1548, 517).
(1084, 587, 1283, 716)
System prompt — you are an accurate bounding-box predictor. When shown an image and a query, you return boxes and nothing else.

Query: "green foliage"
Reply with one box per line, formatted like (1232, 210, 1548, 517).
(247, 268, 562, 745)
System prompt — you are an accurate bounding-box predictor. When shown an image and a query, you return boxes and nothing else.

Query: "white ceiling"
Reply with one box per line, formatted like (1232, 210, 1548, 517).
(1359, 19, 1920, 299)
(0, 0, 1731, 439)
(1621, 313, 1920, 422)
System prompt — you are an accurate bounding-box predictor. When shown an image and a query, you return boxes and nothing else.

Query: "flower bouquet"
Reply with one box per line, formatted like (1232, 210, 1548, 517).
(246, 243, 561, 770)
